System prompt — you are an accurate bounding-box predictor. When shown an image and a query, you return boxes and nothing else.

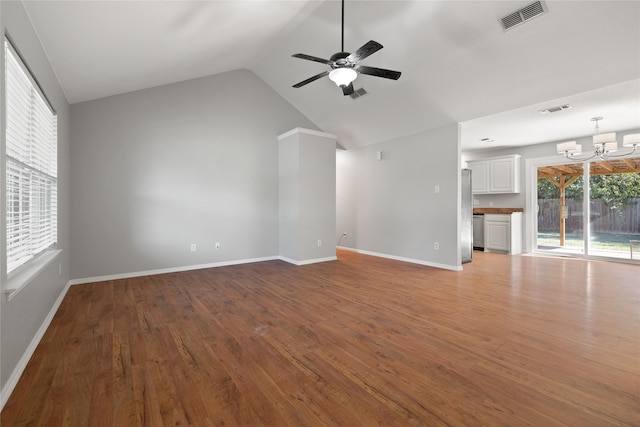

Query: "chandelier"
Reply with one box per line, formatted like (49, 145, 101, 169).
(557, 117, 640, 161)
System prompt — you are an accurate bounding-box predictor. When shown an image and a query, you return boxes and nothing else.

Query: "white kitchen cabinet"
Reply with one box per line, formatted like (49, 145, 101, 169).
(468, 160, 489, 193)
(484, 213, 522, 255)
(467, 155, 521, 194)
(489, 156, 519, 193)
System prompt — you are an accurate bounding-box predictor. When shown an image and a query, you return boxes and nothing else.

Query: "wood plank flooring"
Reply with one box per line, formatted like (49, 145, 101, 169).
(2, 250, 639, 426)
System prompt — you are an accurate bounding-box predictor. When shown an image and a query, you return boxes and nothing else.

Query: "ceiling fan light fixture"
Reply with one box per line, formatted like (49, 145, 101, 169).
(291, 0, 400, 95)
(329, 68, 357, 87)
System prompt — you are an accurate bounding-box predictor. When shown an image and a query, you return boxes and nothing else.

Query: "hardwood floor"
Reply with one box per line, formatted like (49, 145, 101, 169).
(2, 250, 639, 426)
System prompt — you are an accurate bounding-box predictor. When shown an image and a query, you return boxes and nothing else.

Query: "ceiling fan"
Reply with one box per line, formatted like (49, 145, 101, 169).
(291, 0, 402, 96)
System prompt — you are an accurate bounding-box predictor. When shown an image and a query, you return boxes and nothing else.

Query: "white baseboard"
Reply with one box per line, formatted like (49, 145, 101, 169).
(337, 246, 462, 271)
(278, 256, 338, 266)
(1, 280, 71, 411)
(68, 256, 280, 286)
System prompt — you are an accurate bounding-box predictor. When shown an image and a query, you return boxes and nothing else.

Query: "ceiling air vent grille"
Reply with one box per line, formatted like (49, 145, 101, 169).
(501, 1, 547, 31)
(501, 12, 523, 30)
(520, 1, 545, 20)
(538, 104, 572, 114)
(349, 87, 368, 99)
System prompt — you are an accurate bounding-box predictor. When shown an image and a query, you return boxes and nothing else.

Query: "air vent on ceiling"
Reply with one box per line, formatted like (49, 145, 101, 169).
(349, 87, 368, 99)
(538, 104, 572, 114)
(501, 1, 547, 31)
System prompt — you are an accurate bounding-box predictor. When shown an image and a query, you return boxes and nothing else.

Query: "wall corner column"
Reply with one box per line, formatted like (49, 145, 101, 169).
(278, 128, 337, 265)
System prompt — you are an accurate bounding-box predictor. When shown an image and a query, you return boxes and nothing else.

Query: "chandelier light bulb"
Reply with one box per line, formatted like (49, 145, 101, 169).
(623, 133, 640, 147)
(593, 132, 617, 147)
(557, 141, 578, 154)
(603, 141, 618, 153)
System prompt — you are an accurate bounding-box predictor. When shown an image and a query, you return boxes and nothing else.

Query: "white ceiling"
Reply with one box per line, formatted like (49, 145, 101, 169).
(22, 0, 324, 102)
(462, 79, 640, 152)
(22, 0, 640, 151)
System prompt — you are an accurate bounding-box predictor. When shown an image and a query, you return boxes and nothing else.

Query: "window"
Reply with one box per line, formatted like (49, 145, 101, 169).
(5, 39, 57, 275)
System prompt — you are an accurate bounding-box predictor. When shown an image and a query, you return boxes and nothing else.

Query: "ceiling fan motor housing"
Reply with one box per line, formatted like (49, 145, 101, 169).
(330, 52, 352, 68)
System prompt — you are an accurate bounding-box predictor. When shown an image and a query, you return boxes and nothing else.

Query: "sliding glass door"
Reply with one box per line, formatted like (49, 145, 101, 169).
(537, 162, 584, 255)
(535, 156, 640, 261)
(588, 160, 640, 259)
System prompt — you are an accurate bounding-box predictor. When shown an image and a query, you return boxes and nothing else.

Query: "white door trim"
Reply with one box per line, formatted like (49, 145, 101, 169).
(524, 155, 583, 253)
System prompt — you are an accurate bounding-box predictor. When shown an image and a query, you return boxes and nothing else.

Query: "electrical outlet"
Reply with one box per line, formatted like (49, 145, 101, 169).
(434, 242, 439, 250)
(215, 242, 220, 249)
(435, 184, 440, 194)
(190, 243, 197, 252)
(317, 240, 322, 247)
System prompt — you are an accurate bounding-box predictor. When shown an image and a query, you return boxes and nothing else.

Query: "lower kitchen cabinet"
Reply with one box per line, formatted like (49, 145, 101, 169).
(484, 213, 522, 255)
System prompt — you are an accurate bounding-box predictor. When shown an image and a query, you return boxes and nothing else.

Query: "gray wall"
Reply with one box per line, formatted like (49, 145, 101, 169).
(1, 1, 71, 392)
(297, 131, 337, 261)
(279, 134, 300, 260)
(279, 129, 337, 263)
(336, 149, 356, 246)
(70, 69, 318, 280)
(336, 123, 461, 269)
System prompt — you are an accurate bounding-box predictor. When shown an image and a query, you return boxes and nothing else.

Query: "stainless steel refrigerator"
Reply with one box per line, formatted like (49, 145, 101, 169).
(461, 169, 473, 263)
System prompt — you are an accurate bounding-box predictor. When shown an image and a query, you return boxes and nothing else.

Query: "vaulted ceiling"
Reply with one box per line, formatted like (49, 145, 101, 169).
(21, 0, 640, 151)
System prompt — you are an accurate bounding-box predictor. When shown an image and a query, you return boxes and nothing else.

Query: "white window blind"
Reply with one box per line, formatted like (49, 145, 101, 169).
(5, 40, 58, 274)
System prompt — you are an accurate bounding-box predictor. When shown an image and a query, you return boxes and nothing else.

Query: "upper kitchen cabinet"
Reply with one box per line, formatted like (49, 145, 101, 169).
(468, 160, 489, 193)
(467, 155, 521, 194)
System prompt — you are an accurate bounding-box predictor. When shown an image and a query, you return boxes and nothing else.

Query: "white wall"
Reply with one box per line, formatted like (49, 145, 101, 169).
(70, 69, 319, 280)
(1, 0, 71, 397)
(336, 123, 462, 270)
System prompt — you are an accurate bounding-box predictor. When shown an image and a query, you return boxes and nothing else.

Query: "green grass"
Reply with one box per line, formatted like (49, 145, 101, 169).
(538, 230, 640, 252)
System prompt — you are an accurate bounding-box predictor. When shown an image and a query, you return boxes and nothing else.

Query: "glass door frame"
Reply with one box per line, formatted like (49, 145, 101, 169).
(525, 155, 586, 256)
(525, 154, 640, 264)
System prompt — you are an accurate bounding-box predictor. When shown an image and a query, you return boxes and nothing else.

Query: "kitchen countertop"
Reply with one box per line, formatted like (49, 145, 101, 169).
(473, 208, 524, 214)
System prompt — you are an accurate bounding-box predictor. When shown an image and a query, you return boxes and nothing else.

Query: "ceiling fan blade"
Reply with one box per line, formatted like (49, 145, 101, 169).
(357, 65, 402, 80)
(292, 53, 331, 65)
(292, 71, 330, 88)
(341, 83, 355, 96)
(346, 40, 383, 64)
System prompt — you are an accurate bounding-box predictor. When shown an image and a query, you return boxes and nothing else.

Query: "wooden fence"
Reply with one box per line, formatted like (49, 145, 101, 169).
(538, 198, 640, 234)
